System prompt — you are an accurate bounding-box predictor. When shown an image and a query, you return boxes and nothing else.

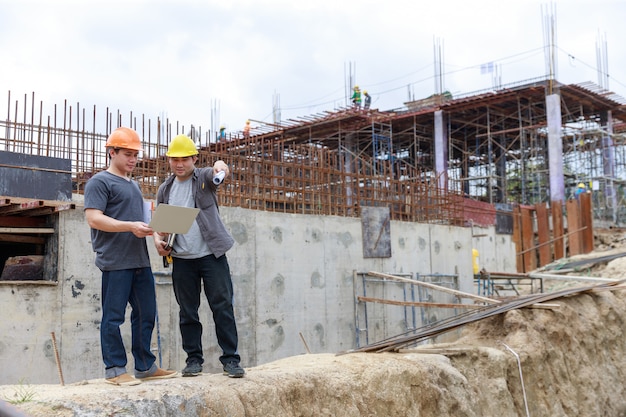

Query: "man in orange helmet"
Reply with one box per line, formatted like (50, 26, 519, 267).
(84, 127, 177, 386)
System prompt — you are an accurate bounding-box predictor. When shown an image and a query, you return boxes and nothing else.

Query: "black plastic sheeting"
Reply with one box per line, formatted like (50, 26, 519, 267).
(0, 151, 71, 201)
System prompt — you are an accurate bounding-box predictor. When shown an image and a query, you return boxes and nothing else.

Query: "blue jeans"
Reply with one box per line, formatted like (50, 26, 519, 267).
(100, 268, 156, 378)
(172, 254, 240, 366)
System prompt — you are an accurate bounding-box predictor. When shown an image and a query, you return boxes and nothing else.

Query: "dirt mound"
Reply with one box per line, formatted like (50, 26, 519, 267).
(3, 285, 626, 417)
(4, 229, 626, 416)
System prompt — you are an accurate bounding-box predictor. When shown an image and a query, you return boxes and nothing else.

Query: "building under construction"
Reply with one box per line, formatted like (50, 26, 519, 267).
(2, 77, 625, 228)
(0, 77, 619, 386)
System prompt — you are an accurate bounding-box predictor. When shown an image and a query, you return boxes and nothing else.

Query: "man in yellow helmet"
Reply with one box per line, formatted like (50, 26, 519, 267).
(575, 182, 587, 199)
(153, 134, 245, 378)
(351, 85, 361, 108)
(84, 127, 177, 386)
(363, 90, 371, 110)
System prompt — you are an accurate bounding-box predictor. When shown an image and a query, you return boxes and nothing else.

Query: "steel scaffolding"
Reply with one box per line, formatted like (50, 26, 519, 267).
(1, 78, 625, 224)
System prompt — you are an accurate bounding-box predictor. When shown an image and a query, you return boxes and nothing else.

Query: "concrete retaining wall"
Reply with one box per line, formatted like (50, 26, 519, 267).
(0, 197, 515, 384)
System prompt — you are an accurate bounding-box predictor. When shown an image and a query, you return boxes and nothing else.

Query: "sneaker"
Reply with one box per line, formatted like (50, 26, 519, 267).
(105, 373, 141, 386)
(223, 361, 245, 378)
(182, 361, 203, 377)
(137, 367, 178, 381)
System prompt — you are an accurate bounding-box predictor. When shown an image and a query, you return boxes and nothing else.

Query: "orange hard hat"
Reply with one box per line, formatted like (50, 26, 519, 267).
(105, 127, 142, 151)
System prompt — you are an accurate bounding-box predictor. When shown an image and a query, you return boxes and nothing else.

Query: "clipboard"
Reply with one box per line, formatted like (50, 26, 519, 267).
(149, 204, 200, 234)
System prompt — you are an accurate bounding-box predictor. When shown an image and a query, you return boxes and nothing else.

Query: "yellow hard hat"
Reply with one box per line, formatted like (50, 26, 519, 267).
(105, 127, 142, 151)
(578, 183, 586, 188)
(166, 134, 198, 157)
(354, 85, 359, 90)
(363, 90, 368, 94)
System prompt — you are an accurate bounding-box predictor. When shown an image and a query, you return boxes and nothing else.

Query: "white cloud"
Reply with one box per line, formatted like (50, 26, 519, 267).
(0, 0, 625, 136)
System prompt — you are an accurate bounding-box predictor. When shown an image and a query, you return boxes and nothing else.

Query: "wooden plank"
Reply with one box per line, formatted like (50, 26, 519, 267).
(521, 206, 536, 272)
(357, 296, 484, 309)
(0, 234, 47, 244)
(0, 200, 44, 215)
(529, 272, 618, 282)
(566, 199, 582, 256)
(485, 271, 529, 277)
(535, 202, 551, 267)
(368, 271, 500, 304)
(0, 227, 55, 234)
(21, 203, 76, 217)
(0, 216, 47, 227)
(552, 200, 565, 260)
(0, 280, 57, 286)
(580, 192, 594, 253)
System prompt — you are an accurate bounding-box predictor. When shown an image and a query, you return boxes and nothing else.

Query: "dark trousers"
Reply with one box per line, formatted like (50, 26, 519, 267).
(100, 267, 156, 374)
(172, 254, 240, 366)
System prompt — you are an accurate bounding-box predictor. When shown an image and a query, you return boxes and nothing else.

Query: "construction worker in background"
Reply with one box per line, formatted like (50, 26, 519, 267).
(243, 119, 251, 139)
(363, 90, 372, 110)
(153, 134, 245, 378)
(351, 85, 362, 108)
(84, 127, 177, 386)
(219, 126, 226, 142)
(575, 182, 588, 199)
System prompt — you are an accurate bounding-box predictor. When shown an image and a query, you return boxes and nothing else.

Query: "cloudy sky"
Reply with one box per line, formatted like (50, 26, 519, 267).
(1, 0, 624, 137)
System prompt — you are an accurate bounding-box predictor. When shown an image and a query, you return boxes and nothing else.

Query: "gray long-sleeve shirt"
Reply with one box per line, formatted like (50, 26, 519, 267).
(156, 167, 234, 258)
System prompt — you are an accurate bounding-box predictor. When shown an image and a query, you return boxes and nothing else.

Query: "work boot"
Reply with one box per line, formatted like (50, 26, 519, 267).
(223, 361, 245, 378)
(182, 360, 203, 377)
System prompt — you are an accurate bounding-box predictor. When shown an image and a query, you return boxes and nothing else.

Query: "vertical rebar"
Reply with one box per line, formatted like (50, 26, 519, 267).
(501, 342, 530, 417)
(50, 332, 64, 386)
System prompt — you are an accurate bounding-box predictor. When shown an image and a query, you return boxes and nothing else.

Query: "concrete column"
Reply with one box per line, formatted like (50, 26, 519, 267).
(434, 110, 448, 191)
(601, 110, 617, 222)
(546, 93, 565, 202)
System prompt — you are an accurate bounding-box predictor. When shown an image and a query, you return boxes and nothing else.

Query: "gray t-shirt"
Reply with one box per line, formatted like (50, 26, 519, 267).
(168, 177, 211, 259)
(84, 171, 151, 271)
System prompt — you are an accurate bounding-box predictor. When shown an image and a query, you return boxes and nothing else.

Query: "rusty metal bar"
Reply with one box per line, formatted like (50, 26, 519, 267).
(0, 90, 473, 225)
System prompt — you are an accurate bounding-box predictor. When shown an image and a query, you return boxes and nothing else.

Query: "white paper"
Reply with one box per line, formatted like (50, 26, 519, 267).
(213, 170, 225, 185)
(143, 201, 153, 224)
(149, 204, 200, 234)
